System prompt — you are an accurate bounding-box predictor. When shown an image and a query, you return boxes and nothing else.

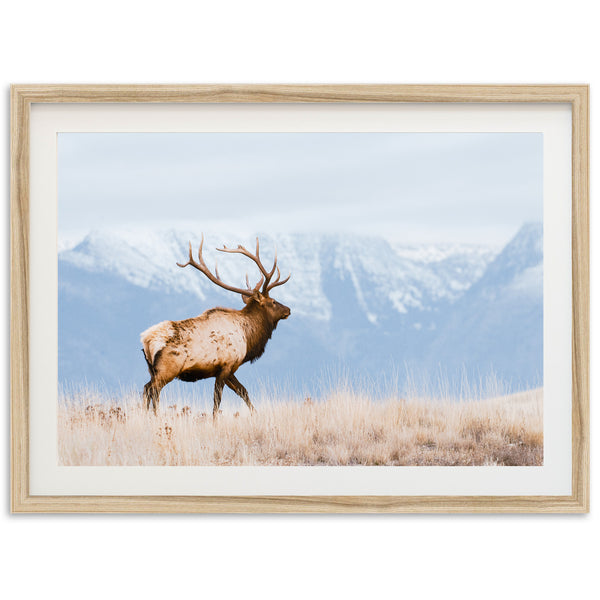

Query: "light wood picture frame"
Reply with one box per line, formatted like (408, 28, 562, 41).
(10, 84, 589, 513)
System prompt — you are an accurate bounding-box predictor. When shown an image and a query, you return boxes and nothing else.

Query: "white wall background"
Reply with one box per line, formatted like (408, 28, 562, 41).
(1, 1, 596, 599)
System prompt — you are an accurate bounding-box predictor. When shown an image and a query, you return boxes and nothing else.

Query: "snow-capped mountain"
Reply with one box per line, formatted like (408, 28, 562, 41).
(60, 230, 497, 323)
(424, 222, 543, 388)
(58, 224, 542, 395)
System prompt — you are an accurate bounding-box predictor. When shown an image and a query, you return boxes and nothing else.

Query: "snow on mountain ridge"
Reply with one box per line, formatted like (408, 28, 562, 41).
(58, 223, 543, 391)
(59, 228, 502, 321)
(468, 222, 542, 296)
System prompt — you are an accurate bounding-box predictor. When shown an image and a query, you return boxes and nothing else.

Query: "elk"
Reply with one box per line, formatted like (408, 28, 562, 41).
(140, 236, 291, 417)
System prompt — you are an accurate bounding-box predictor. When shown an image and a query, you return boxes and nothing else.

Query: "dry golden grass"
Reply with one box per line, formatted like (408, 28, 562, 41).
(58, 387, 543, 466)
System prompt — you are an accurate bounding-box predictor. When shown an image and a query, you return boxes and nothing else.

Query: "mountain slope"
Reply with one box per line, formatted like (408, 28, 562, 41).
(424, 223, 543, 387)
(58, 225, 541, 395)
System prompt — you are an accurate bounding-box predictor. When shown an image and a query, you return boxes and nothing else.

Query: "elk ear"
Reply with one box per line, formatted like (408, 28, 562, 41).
(242, 290, 262, 305)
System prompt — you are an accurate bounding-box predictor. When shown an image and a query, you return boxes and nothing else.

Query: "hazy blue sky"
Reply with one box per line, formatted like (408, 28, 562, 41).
(58, 132, 542, 244)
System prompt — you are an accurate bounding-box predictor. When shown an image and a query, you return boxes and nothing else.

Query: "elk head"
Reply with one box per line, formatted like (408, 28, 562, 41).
(176, 235, 291, 323)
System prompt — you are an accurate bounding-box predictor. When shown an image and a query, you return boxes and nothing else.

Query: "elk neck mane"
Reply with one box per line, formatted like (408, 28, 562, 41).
(240, 300, 279, 363)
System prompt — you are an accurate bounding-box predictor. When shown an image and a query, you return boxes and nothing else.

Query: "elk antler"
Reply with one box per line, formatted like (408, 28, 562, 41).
(177, 234, 263, 297)
(217, 237, 290, 295)
(265, 265, 291, 293)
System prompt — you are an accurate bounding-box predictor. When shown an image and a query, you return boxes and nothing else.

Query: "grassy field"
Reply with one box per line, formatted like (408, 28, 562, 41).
(58, 387, 543, 466)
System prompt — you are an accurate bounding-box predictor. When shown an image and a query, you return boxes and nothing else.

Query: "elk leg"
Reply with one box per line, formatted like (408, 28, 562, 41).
(213, 378, 225, 420)
(144, 350, 182, 414)
(226, 374, 255, 413)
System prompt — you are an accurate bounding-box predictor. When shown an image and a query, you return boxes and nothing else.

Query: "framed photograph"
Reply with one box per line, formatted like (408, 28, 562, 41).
(11, 84, 589, 513)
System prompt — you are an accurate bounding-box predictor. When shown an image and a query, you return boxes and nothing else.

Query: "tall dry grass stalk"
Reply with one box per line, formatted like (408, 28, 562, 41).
(58, 387, 543, 466)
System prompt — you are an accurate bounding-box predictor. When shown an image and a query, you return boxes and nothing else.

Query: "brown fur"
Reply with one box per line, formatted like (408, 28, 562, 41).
(241, 300, 280, 363)
(141, 292, 290, 416)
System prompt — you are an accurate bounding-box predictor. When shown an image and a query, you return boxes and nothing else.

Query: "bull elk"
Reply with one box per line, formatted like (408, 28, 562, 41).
(140, 236, 291, 417)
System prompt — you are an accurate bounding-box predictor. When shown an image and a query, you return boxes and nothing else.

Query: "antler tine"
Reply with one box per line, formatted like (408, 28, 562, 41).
(263, 265, 279, 292)
(176, 234, 254, 297)
(259, 245, 278, 293)
(254, 274, 265, 291)
(216, 239, 271, 279)
(267, 245, 278, 279)
(266, 266, 291, 292)
(176, 241, 195, 268)
(198, 233, 205, 262)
